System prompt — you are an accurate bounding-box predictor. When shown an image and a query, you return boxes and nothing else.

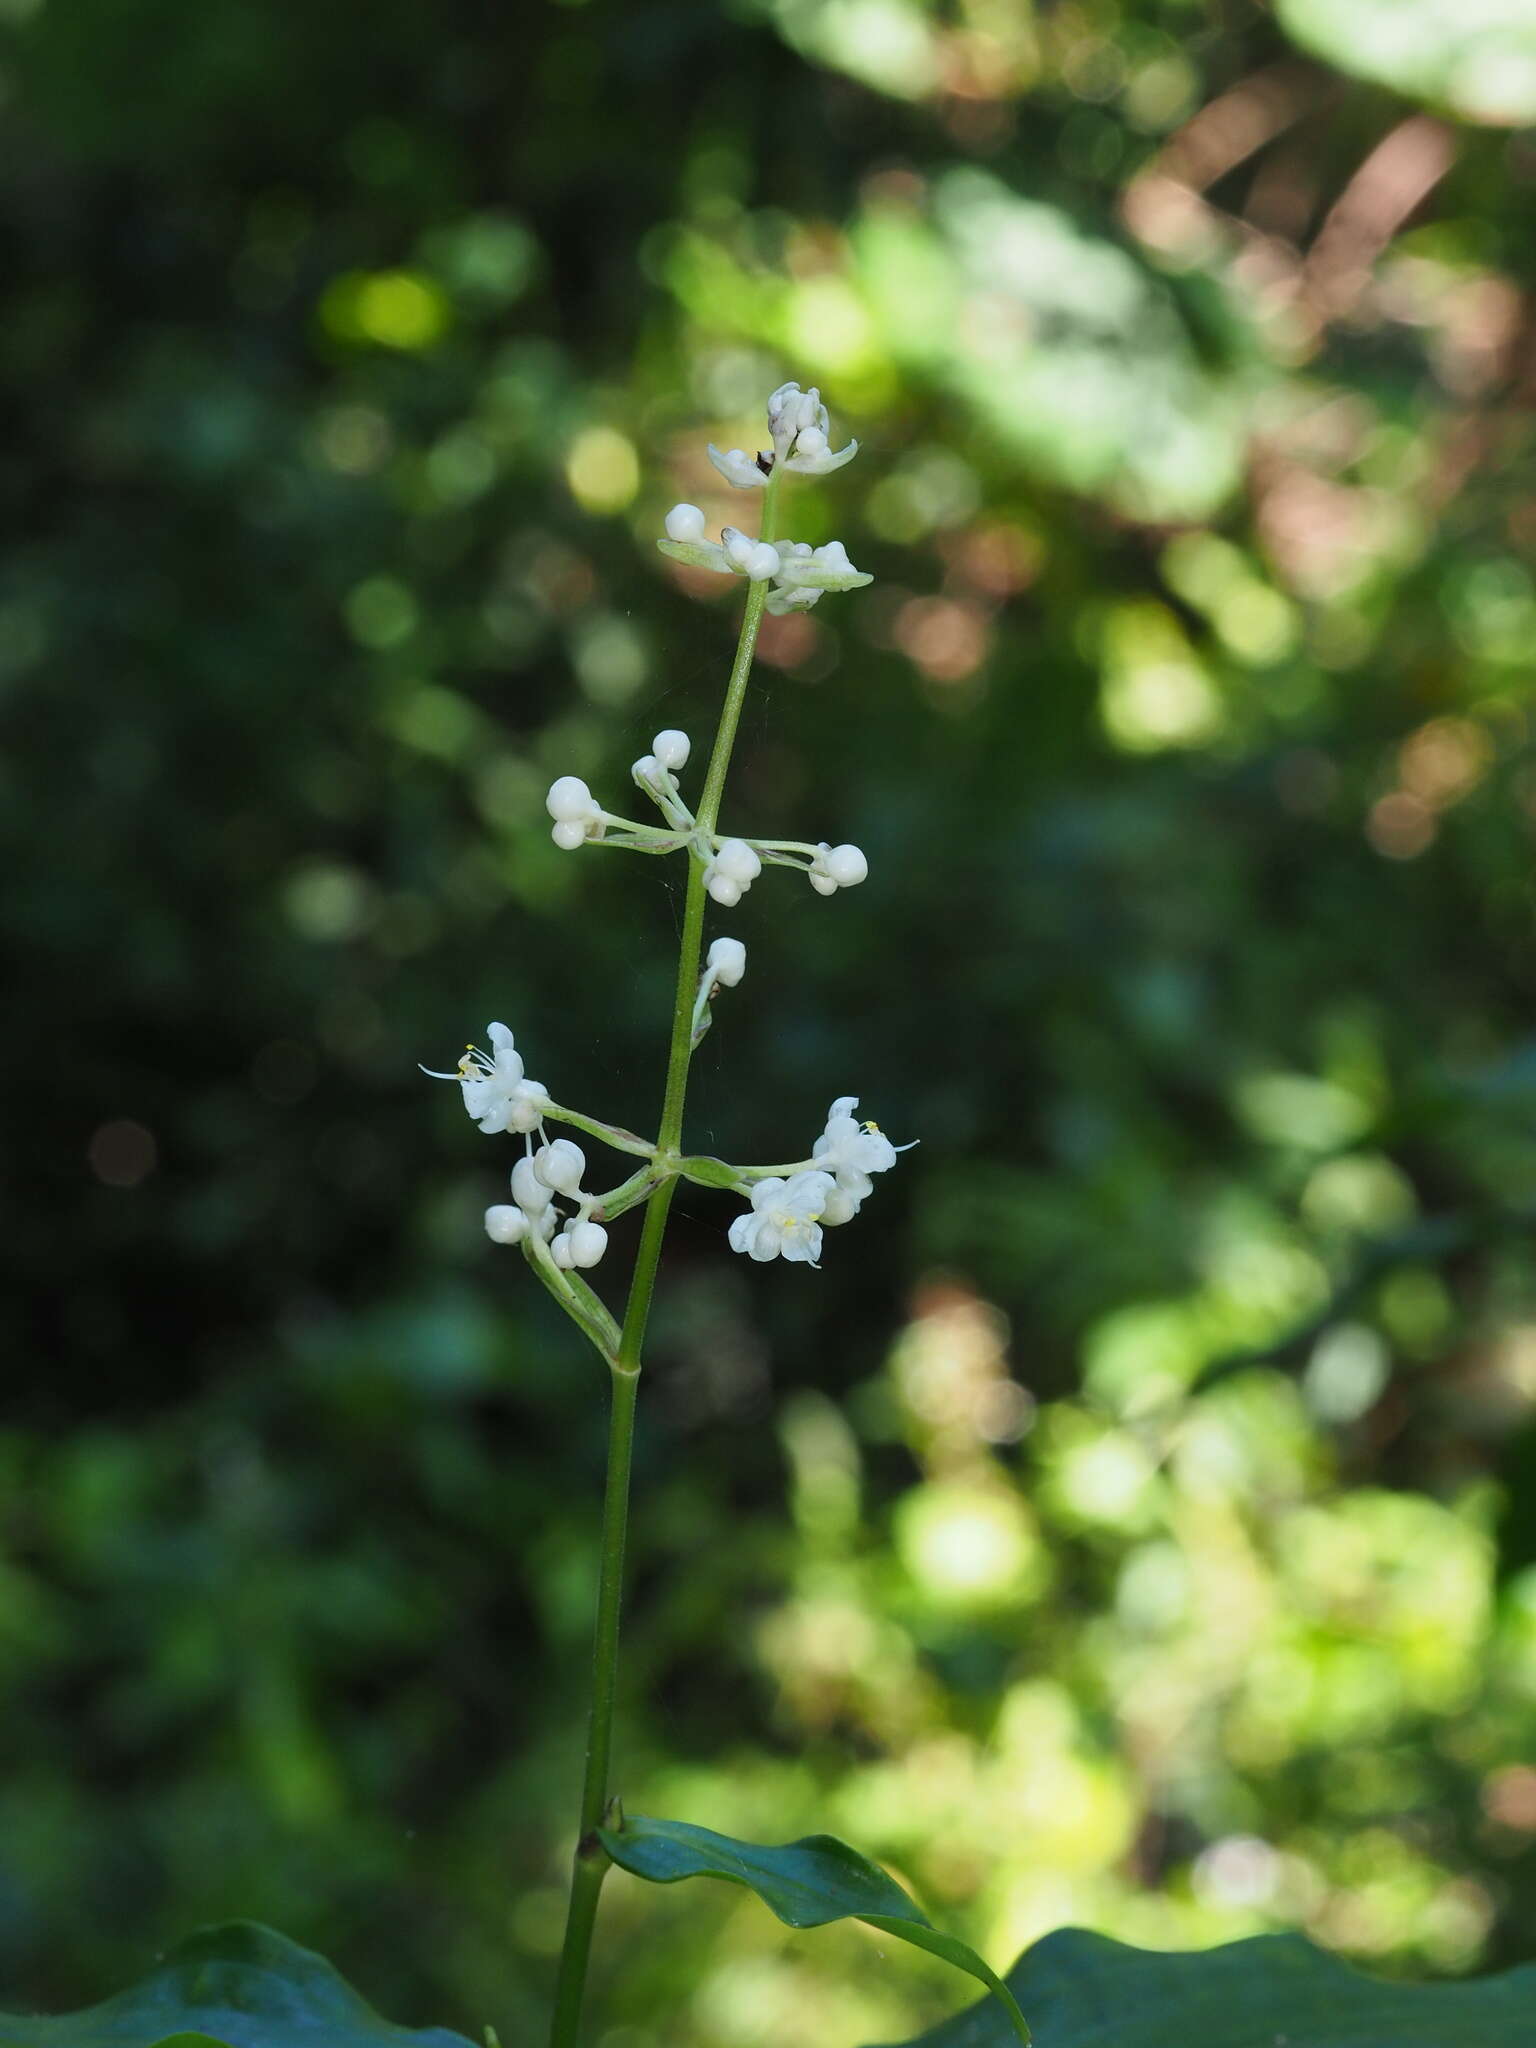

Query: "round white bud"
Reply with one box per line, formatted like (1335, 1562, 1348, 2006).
(707, 872, 742, 907)
(652, 729, 690, 770)
(546, 775, 596, 823)
(808, 872, 838, 896)
(825, 843, 868, 888)
(534, 1138, 586, 1196)
(565, 1221, 609, 1269)
(747, 542, 781, 581)
(820, 1185, 860, 1226)
(485, 1204, 528, 1245)
(664, 502, 707, 543)
(511, 1156, 554, 1214)
(552, 1232, 576, 1269)
(706, 936, 746, 987)
(713, 837, 761, 884)
(551, 820, 588, 851)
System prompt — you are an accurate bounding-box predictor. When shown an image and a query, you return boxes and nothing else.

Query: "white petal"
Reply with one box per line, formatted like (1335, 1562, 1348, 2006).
(707, 444, 768, 490)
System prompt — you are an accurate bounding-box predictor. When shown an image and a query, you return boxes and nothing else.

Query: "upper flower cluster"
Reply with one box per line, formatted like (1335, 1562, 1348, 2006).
(706, 381, 858, 488)
(657, 382, 871, 620)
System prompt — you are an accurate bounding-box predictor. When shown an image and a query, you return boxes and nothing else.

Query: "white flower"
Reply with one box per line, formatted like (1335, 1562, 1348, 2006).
(546, 775, 604, 851)
(722, 527, 781, 580)
(765, 583, 822, 617)
(425, 1023, 550, 1135)
(484, 1204, 528, 1245)
(664, 503, 707, 542)
(812, 1096, 899, 1204)
(706, 936, 746, 987)
(511, 1154, 555, 1215)
(653, 728, 690, 770)
(705, 837, 761, 904)
(728, 1169, 837, 1265)
(658, 519, 780, 582)
(534, 1137, 586, 1197)
(707, 444, 769, 490)
(773, 539, 872, 594)
(552, 1219, 609, 1270)
(765, 382, 858, 475)
(808, 841, 868, 896)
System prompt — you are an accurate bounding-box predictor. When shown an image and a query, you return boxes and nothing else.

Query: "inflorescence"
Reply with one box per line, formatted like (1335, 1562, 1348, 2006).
(426, 382, 906, 1301)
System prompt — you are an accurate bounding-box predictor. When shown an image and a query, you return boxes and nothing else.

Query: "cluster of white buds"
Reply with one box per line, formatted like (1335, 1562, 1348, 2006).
(486, 1136, 610, 1269)
(545, 732, 868, 906)
(703, 836, 761, 907)
(728, 1096, 909, 1265)
(807, 842, 869, 897)
(546, 776, 606, 852)
(424, 1023, 549, 1135)
(660, 504, 781, 582)
(661, 509, 872, 618)
(705, 381, 859, 490)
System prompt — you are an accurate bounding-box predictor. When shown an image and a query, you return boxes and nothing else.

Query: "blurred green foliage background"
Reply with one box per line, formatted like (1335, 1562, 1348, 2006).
(5, 0, 1536, 2041)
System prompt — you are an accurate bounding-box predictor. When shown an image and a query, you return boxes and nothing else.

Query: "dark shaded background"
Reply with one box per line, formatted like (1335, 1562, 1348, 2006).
(5, 0, 1536, 2041)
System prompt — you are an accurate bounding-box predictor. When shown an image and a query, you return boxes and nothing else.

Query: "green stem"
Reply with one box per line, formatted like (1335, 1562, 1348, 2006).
(547, 475, 780, 2048)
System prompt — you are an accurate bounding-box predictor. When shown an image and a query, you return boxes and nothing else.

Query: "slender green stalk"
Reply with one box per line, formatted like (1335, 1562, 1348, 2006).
(547, 475, 781, 2048)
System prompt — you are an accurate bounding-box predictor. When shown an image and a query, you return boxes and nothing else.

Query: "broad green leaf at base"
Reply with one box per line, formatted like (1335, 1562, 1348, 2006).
(0, 1923, 475, 2048)
(598, 1813, 1030, 2044)
(865, 1925, 1536, 2047)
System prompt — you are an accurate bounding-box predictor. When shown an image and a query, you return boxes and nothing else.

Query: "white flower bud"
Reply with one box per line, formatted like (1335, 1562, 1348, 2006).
(485, 1204, 529, 1244)
(825, 843, 868, 888)
(551, 820, 588, 851)
(552, 1231, 576, 1269)
(664, 502, 707, 542)
(631, 754, 662, 790)
(546, 775, 598, 823)
(565, 1220, 609, 1268)
(713, 838, 762, 884)
(707, 873, 742, 907)
(534, 1138, 586, 1196)
(511, 1156, 554, 1214)
(808, 871, 838, 896)
(706, 936, 746, 987)
(652, 729, 690, 770)
(722, 527, 782, 581)
(820, 1185, 861, 1226)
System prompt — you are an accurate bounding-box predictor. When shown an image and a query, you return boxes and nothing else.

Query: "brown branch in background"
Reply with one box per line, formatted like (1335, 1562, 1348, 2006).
(1120, 62, 1322, 265)
(1302, 114, 1459, 321)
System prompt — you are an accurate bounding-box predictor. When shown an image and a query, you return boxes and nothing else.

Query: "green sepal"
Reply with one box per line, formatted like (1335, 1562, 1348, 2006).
(597, 1814, 1029, 2044)
(863, 1925, 1536, 2047)
(0, 1922, 475, 2048)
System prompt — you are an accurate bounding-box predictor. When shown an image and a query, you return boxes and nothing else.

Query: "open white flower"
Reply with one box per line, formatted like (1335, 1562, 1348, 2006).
(728, 1169, 837, 1265)
(812, 1096, 899, 1204)
(424, 1023, 550, 1135)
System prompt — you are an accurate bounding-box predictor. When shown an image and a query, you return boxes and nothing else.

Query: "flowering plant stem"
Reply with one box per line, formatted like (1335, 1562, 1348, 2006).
(547, 473, 781, 2048)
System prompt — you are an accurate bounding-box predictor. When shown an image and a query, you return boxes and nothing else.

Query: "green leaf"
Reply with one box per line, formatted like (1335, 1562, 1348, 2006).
(597, 1814, 1030, 2044)
(863, 1925, 1536, 2046)
(0, 1923, 476, 2048)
